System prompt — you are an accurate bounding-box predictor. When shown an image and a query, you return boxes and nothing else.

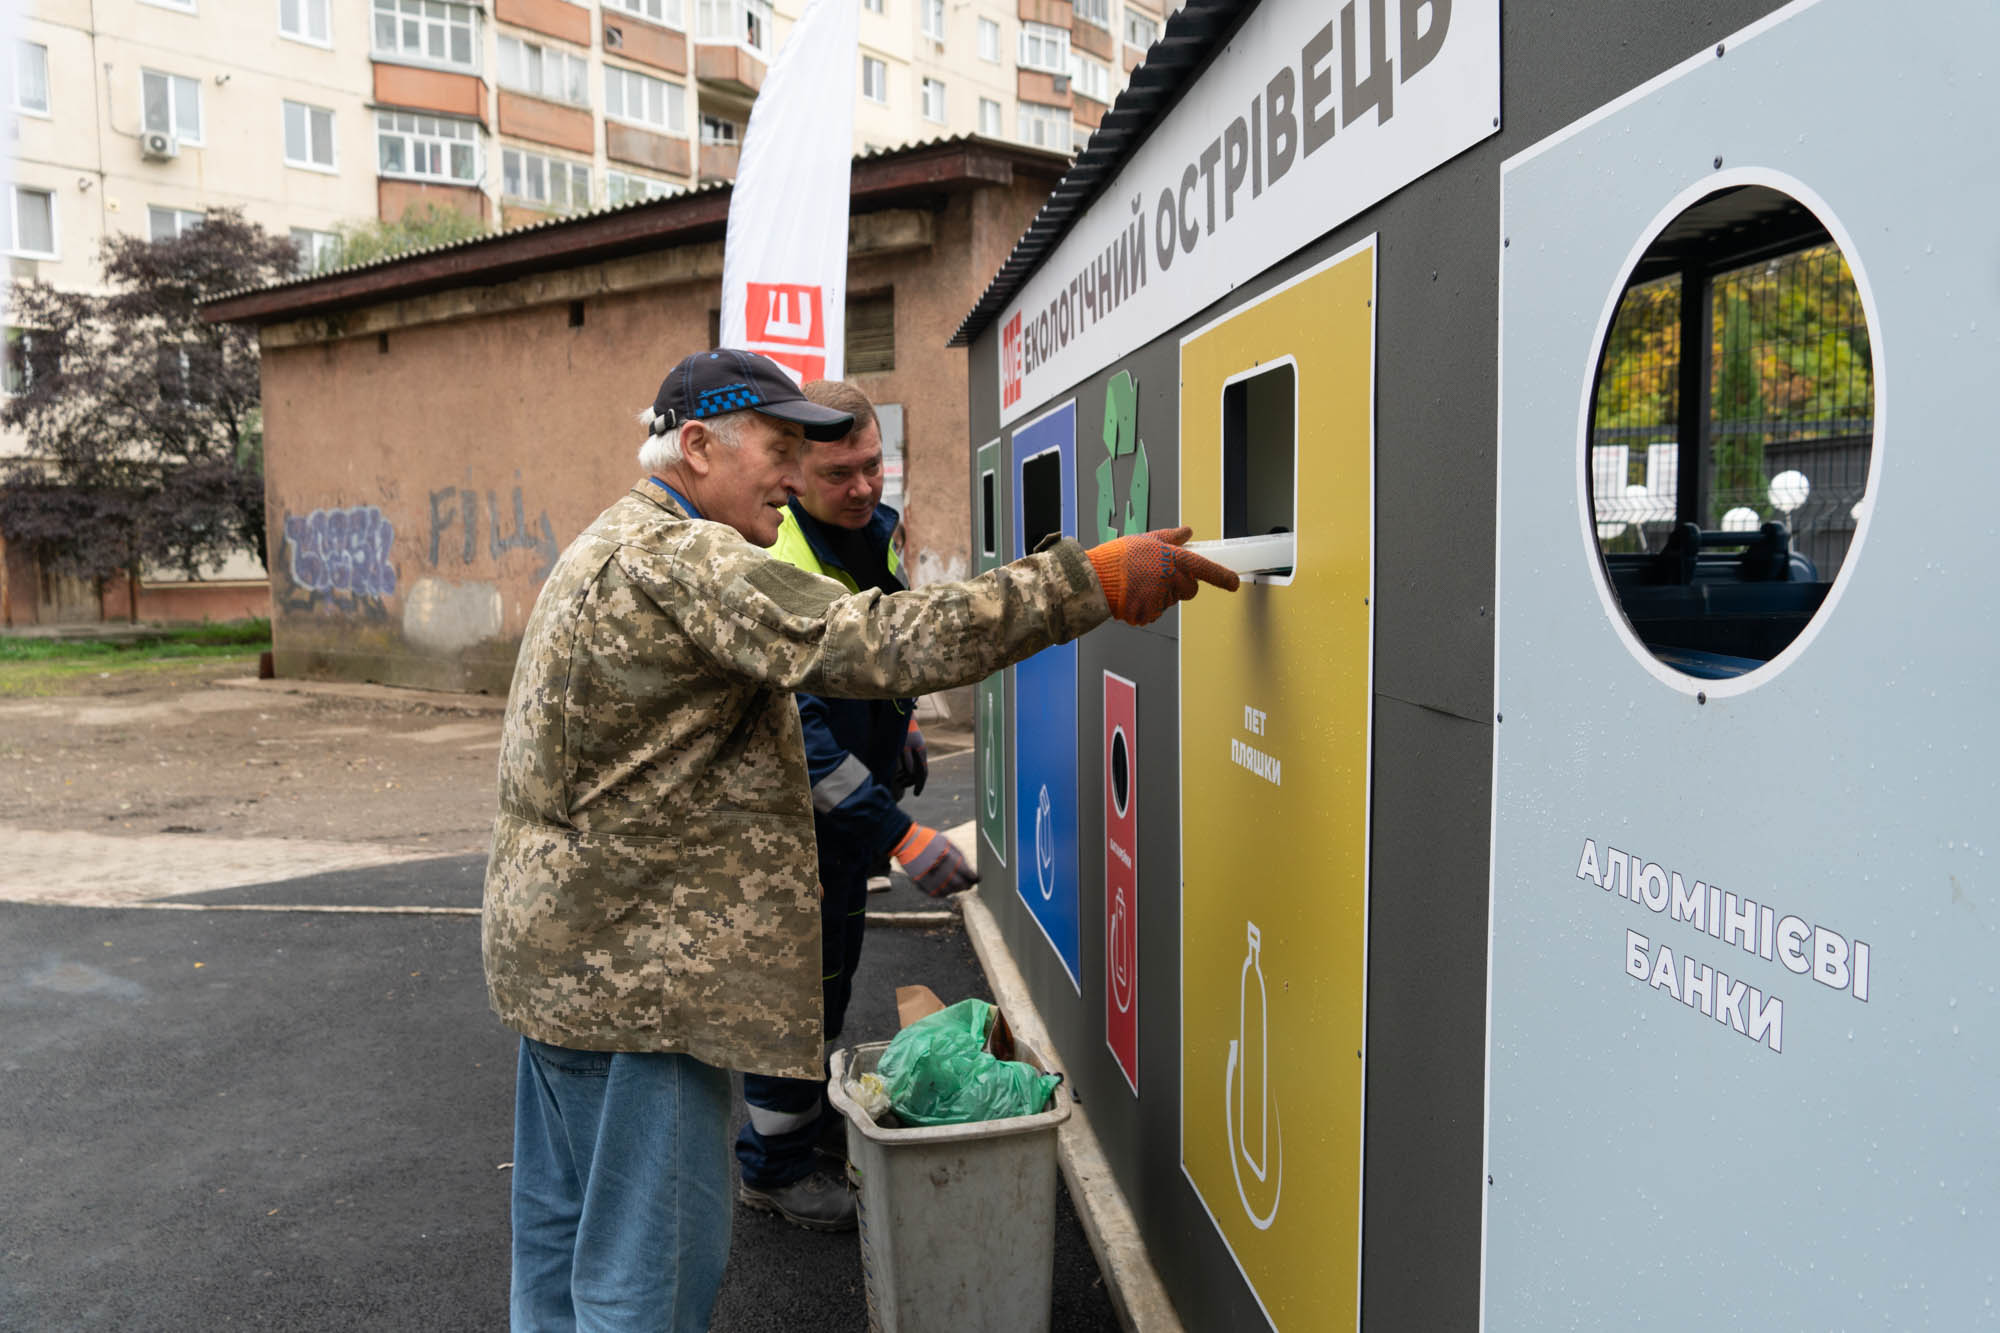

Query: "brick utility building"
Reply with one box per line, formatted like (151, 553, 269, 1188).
(203, 135, 1065, 698)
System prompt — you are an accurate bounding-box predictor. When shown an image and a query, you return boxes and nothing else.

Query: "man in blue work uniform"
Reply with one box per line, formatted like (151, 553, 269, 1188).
(735, 379, 980, 1230)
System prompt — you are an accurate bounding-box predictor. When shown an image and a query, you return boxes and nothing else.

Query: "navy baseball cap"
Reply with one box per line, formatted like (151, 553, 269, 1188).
(650, 349, 853, 442)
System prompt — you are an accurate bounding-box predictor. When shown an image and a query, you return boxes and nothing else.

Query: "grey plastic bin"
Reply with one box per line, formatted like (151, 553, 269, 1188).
(827, 1038, 1070, 1333)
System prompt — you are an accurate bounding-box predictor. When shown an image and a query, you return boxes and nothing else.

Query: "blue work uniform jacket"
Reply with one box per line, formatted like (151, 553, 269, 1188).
(767, 498, 915, 877)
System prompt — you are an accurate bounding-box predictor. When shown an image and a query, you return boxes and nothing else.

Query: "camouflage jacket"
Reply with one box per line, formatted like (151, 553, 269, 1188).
(482, 483, 1109, 1077)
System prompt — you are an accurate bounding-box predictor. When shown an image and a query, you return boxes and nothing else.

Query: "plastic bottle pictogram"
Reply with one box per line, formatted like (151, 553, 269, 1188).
(1237, 921, 1268, 1181)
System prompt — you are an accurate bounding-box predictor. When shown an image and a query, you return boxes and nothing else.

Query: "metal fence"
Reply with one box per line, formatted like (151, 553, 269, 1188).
(1591, 245, 1876, 581)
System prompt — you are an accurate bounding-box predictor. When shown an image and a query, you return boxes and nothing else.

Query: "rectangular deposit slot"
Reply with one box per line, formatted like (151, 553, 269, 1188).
(1218, 359, 1299, 577)
(981, 469, 998, 557)
(1021, 449, 1064, 552)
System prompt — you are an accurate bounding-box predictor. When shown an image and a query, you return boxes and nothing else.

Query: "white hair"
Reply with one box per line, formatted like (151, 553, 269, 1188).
(636, 407, 749, 472)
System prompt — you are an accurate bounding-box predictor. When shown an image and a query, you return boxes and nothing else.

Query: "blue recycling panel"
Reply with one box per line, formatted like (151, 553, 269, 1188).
(1012, 401, 1081, 991)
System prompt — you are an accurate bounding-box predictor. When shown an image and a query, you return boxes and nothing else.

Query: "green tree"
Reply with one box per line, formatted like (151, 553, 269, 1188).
(1709, 290, 1767, 521)
(324, 203, 488, 271)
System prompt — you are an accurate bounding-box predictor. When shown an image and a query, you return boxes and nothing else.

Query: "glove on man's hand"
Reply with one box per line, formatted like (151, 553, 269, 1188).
(891, 823, 978, 897)
(896, 718, 929, 797)
(1085, 526, 1241, 627)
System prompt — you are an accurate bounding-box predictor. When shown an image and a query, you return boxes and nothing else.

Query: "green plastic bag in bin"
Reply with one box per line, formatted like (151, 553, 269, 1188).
(877, 998, 1062, 1126)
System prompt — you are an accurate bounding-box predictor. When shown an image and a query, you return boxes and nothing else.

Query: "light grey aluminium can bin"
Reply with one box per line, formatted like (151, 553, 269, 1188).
(827, 1038, 1070, 1333)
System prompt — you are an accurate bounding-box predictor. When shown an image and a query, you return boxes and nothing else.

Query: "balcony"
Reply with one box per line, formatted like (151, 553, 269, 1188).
(698, 140, 739, 181)
(693, 0, 771, 95)
(1018, 0, 1072, 27)
(1017, 69, 1073, 111)
(603, 11, 688, 75)
(606, 121, 692, 177)
(496, 91, 594, 155)
(494, 0, 590, 46)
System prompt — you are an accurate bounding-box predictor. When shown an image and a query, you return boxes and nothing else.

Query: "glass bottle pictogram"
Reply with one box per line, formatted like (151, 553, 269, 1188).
(1238, 921, 1268, 1180)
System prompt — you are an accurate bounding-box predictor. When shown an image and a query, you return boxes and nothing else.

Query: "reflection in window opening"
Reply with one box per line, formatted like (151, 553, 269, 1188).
(1588, 187, 1875, 679)
(1021, 450, 1063, 553)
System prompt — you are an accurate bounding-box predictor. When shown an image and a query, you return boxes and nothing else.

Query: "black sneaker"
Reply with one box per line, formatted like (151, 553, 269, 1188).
(737, 1169, 858, 1232)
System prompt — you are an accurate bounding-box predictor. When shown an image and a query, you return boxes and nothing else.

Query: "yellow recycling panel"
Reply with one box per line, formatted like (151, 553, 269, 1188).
(1179, 241, 1374, 1330)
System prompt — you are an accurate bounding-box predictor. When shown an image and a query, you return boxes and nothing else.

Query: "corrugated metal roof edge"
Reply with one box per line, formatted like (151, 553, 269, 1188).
(202, 134, 1069, 325)
(947, 0, 1258, 350)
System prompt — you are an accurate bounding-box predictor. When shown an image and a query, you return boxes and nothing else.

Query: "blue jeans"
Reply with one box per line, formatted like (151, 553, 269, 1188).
(510, 1037, 734, 1332)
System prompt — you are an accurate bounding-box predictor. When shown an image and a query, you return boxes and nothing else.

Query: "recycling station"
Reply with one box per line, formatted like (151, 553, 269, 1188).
(951, 0, 2000, 1327)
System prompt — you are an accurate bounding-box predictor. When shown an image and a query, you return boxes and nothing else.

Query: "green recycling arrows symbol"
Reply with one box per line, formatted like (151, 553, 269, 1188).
(1094, 369, 1151, 542)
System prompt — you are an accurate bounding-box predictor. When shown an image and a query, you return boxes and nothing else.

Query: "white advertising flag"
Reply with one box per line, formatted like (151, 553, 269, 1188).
(719, 0, 859, 383)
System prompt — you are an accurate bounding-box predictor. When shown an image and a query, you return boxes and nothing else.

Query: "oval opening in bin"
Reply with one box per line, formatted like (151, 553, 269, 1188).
(1583, 178, 1880, 692)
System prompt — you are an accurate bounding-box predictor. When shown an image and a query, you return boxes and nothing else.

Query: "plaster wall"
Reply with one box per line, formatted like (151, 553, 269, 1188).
(258, 174, 1052, 697)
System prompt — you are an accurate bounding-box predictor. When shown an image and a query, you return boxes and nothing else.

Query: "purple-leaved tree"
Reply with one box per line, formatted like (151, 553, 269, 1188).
(1, 208, 297, 618)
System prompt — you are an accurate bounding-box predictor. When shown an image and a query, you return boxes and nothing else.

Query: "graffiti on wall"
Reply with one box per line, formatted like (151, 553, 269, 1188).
(280, 505, 397, 611)
(428, 486, 558, 580)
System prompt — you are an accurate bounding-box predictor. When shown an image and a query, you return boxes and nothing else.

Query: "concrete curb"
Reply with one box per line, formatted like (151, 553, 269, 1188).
(944, 822, 1183, 1333)
(215, 675, 507, 714)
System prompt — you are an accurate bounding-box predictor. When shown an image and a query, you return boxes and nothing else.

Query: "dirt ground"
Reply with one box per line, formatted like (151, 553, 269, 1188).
(0, 657, 502, 851)
(0, 657, 971, 908)
(0, 658, 505, 905)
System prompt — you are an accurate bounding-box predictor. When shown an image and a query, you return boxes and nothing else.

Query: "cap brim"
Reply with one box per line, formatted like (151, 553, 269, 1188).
(756, 399, 855, 442)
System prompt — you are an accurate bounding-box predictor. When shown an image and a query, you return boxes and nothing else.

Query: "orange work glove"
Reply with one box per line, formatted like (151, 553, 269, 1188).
(1085, 526, 1241, 627)
(892, 823, 979, 897)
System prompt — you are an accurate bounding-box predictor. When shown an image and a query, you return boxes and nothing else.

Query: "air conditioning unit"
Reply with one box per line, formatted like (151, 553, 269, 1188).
(604, 24, 624, 48)
(1051, 74, 1070, 93)
(140, 130, 178, 161)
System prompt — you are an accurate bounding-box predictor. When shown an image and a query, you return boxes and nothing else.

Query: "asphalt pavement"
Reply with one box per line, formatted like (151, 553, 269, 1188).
(0, 749, 1118, 1330)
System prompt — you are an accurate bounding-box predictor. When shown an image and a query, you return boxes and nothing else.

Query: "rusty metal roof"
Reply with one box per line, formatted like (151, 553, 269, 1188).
(203, 135, 1068, 326)
(947, 0, 1254, 349)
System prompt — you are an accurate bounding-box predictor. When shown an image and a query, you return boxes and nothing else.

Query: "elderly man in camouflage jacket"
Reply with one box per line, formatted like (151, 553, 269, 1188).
(482, 348, 1237, 1331)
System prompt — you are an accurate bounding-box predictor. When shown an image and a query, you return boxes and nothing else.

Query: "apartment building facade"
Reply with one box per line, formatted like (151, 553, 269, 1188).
(6, 0, 1169, 282)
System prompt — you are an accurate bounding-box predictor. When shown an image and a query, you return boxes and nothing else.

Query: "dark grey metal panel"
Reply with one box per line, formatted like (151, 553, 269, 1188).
(1357, 695, 1494, 1332)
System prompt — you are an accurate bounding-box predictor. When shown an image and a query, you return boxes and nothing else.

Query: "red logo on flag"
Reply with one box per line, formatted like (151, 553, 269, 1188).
(746, 283, 825, 348)
(1001, 312, 1023, 409)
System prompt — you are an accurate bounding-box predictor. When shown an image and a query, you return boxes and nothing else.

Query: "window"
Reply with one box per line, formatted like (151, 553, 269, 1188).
(279, 0, 332, 45)
(921, 77, 946, 124)
(376, 111, 480, 183)
(498, 36, 589, 106)
(1587, 185, 1878, 681)
(1123, 9, 1158, 50)
(290, 227, 341, 271)
(1073, 0, 1110, 29)
(1069, 52, 1110, 103)
(371, 0, 480, 73)
(4, 328, 48, 396)
(148, 205, 205, 240)
(1017, 101, 1070, 152)
(142, 69, 202, 146)
(978, 17, 1000, 62)
(606, 0, 685, 28)
(861, 56, 887, 104)
(846, 288, 894, 374)
(502, 148, 590, 212)
(920, 0, 944, 42)
(2, 187, 56, 258)
(13, 42, 49, 116)
(979, 96, 1001, 136)
(283, 101, 337, 170)
(604, 65, 686, 134)
(1018, 21, 1068, 74)
(699, 114, 739, 146)
(606, 170, 680, 204)
(695, 0, 772, 56)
